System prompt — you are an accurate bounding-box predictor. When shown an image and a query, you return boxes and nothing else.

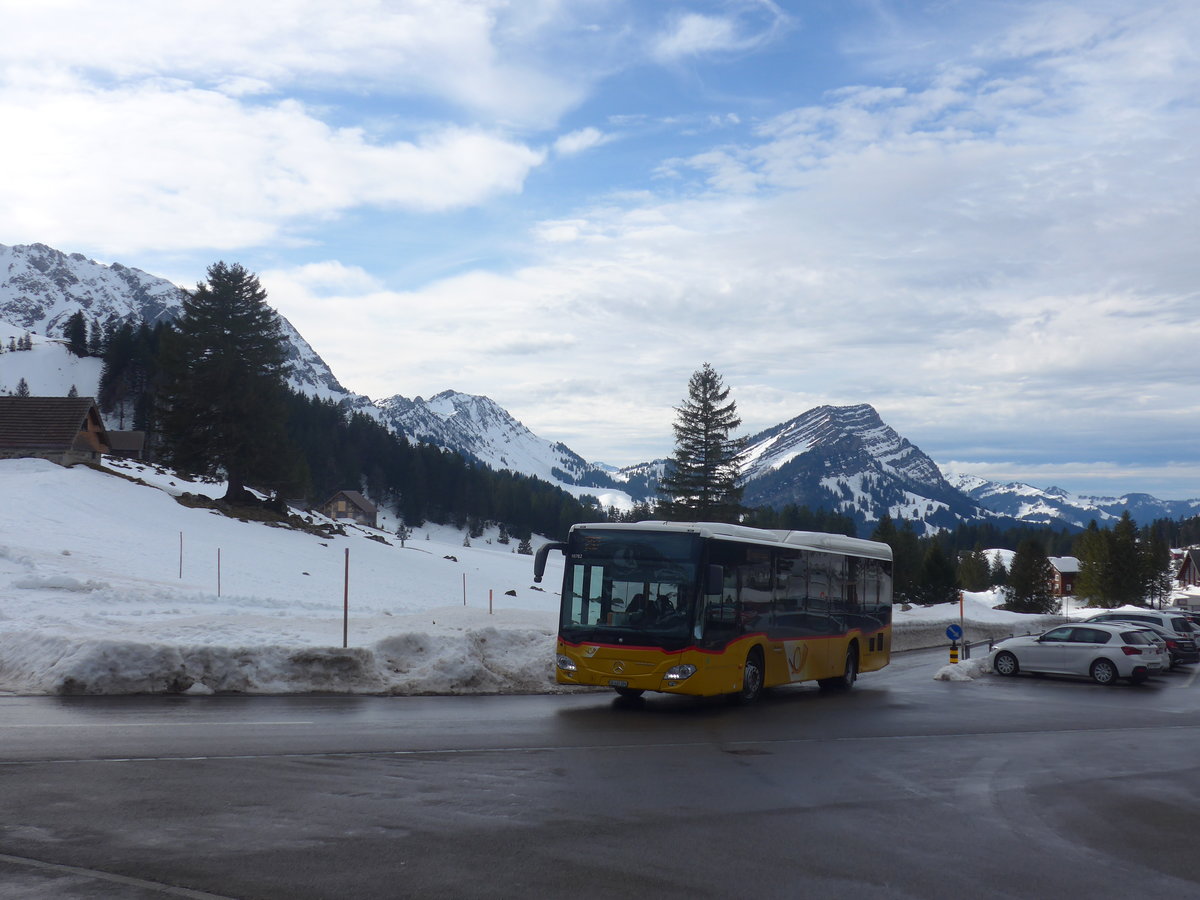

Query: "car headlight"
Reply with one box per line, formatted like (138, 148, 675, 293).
(663, 664, 697, 682)
(556, 655, 578, 673)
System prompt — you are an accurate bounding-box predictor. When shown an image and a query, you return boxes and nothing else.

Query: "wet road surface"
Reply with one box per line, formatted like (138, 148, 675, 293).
(2, 647, 1199, 898)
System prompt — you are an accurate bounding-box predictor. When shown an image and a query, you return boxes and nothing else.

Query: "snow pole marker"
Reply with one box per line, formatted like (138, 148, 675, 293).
(489, 589, 493, 615)
(343, 547, 350, 648)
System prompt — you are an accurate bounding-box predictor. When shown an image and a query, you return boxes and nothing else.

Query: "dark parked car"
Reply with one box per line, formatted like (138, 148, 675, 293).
(1086, 611, 1198, 645)
(1088, 619, 1200, 668)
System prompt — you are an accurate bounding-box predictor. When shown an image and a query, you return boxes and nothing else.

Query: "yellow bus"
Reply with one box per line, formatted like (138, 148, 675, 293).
(534, 521, 893, 702)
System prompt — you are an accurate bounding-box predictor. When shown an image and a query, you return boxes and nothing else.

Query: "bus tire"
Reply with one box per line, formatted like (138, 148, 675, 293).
(613, 687, 645, 699)
(819, 644, 859, 691)
(733, 647, 765, 705)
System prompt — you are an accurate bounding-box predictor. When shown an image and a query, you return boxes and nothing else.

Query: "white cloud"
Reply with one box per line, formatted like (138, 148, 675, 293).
(255, 1, 1200, 477)
(651, 3, 789, 63)
(0, 0, 589, 127)
(553, 127, 610, 157)
(0, 80, 544, 253)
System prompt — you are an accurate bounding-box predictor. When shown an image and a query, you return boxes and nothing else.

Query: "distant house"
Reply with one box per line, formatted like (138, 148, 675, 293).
(0, 396, 110, 466)
(321, 490, 377, 528)
(1048, 556, 1081, 597)
(106, 430, 146, 460)
(1177, 550, 1200, 589)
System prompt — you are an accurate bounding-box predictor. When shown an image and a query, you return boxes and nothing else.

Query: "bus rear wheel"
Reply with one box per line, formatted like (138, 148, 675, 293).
(819, 645, 858, 691)
(733, 648, 765, 705)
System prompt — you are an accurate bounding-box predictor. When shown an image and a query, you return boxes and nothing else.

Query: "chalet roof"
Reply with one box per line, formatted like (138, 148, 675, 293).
(1048, 556, 1081, 574)
(1178, 549, 1200, 574)
(323, 489, 377, 515)
(0, 396, 107, 451)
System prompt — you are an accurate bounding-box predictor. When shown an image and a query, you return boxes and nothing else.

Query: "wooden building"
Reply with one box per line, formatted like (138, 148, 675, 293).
(321, 490, 378, 528)
(106, 430, 147, 460)
(1177, 549, 1200, 589)
(1047, 556, 1081, 598)
(0, 396, 110, 465)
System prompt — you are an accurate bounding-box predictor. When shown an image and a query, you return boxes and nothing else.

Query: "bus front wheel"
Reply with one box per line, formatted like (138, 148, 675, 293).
(819, 645, 858, 691)
(733, 648, 765, 705)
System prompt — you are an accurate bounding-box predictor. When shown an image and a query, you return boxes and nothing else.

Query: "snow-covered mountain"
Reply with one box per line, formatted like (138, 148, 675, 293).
(6, 241, 1197, 533)
(947, 474, 1200, 528)
(740, 403, 985, 534)
(0, 242, 359, 403)
(374, 390, 652, 508)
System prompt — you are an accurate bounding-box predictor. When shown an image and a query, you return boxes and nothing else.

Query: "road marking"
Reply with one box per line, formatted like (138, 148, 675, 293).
(3, 721, 314, 728)
(0, 851, 236, 899)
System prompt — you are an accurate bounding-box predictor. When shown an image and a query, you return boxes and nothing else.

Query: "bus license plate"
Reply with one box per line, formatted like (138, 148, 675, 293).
(608, 679, 628, 688)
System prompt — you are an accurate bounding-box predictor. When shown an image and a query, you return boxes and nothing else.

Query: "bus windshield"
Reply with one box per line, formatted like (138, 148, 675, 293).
(561, 529, 700, 645)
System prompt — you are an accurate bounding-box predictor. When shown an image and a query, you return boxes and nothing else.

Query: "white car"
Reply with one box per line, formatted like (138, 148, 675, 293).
(990, 623, 1165, 685)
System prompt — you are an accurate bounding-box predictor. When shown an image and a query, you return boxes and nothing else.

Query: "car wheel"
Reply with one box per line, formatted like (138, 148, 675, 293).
(1090, 658, 1119, 685)
(993, 651, 1019, 677)
(733, 648, 765, 704)
(613, 687, 644, 699)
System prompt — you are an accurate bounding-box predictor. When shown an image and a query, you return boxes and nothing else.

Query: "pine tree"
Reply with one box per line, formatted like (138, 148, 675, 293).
(1143, 527, 1173, 609)
(1107, 512, 1144, 607)
(656, 363, 746, 522)
(914, 541, 959, 605)
(64, 312, 89, 357)
(16, 377, 30, 397)
(157, 262, 291, 502)
(1004, 539, 1058, 614)
(1074, 521, 1110, 606)
(956, 544, 991, 592)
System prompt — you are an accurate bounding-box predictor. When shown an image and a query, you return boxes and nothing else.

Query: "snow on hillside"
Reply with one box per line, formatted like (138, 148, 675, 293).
(0, 457, 1143, 697)
(0, 327, 103, 399)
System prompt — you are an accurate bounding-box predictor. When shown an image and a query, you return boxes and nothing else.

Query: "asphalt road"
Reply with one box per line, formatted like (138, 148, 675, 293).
(3, 647, 1200, 899)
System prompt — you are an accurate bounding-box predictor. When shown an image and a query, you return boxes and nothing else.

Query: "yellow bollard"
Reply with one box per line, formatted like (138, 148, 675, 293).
(949, 643, 959, 665)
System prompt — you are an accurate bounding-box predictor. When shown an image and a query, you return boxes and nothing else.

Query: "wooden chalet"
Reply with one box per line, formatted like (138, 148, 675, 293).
(0, 396, 110, 466)
(1047, 556, 1081, 598)
(1177, 549, 1200, 589)
(106, 430, 146, 460)
(321, 490, 378, 528)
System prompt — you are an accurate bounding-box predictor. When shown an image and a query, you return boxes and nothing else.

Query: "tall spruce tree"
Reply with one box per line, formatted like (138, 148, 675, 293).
(657, 363, 745, 522)
(1004, 538, 1058, 614)
(64, 311, 89, 357)
(157, 262, 290, 502)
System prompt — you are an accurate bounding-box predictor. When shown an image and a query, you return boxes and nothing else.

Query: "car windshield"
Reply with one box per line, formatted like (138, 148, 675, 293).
(1121, 631, 1151, 645)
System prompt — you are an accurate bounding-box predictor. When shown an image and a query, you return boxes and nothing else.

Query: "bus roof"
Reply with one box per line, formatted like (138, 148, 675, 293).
(569, 521, 892, 561)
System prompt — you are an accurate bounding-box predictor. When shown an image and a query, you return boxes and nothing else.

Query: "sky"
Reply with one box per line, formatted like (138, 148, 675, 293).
(0, 456, 1094, 695)
(1, 0, 1198, 499)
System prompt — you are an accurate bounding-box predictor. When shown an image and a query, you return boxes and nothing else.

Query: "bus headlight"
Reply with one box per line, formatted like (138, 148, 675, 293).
(556, 655, 578, 674)
(663, 664, 697, 682)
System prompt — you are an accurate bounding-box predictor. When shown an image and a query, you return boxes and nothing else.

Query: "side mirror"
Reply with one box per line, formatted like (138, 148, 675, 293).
(533, 542, 567, 583)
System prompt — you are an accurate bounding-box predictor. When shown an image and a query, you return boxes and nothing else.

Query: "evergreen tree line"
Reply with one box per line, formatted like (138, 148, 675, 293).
(75, 263, 602, 540)
(865, 509, 1186, 612)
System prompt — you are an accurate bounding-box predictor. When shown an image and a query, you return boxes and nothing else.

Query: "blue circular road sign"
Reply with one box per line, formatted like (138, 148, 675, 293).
(945, 624, 963, 641)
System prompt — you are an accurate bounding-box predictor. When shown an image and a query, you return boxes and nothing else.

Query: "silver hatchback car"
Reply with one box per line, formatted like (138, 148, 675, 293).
(991, 623, 1165, 685)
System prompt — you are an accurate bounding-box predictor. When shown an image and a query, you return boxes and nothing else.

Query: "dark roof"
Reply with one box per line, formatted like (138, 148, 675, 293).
(0, 396, 106, 450)
(323, 490, 377, 515)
